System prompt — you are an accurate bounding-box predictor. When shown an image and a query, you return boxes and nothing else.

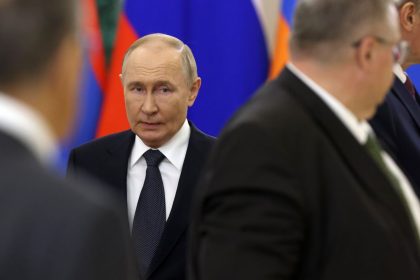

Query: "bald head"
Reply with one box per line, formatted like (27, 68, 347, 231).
(121, 33, 198, 87)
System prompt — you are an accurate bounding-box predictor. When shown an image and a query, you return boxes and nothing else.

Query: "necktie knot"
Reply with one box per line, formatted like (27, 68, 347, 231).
(143, 149, 165, 167)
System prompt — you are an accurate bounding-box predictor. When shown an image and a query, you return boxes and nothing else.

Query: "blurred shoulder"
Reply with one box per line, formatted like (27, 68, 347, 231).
(71, 130, 134, 154)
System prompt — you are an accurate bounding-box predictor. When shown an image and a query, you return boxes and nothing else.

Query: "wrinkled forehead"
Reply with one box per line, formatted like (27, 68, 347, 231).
(122, 46, 188, 84)
(124, 45, 183, 73)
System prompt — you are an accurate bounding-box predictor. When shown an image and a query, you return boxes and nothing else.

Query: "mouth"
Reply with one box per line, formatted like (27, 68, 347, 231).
(140, 121, 161, 129)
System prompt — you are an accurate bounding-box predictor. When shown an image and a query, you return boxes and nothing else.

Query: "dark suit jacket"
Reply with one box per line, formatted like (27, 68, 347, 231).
(0, 131, 137, 280)
(189, 68, 420, 280)
(67, 122, 215, 280)
(369, 76, 420, 195)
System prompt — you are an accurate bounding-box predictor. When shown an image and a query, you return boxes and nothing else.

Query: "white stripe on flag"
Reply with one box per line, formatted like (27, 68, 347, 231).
(251, 0, 281, 59)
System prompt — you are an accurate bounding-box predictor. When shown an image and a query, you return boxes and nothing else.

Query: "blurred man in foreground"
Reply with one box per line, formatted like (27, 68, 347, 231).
(0, 0, 136, 279)
(189, 0, 420, 279)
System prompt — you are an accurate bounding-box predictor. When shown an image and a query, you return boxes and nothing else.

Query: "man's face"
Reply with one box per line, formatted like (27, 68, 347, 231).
(121, 44, 199, 148)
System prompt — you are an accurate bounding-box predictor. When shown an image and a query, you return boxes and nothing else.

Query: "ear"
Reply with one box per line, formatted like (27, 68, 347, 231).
(400, 2, 416, 32)
(187, 77, 201, 107)
(354, 37, 375, 70)
(119, 73, 124, 88)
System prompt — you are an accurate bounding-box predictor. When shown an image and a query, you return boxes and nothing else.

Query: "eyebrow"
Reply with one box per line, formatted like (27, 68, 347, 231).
(126, 81, 143, 88)
(125, 80, 175, 88)
(154, 80, 175, 87)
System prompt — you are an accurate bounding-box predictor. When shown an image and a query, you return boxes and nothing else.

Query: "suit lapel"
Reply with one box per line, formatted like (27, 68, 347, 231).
(278, 68, 420, 258)
(147, 124, 211, 277)
(105, 130, 135, 205)
(391, 78, 420, 129)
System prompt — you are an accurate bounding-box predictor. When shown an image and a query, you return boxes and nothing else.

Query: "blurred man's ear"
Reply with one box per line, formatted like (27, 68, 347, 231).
(188, 77, 201, 107)
(354, 37, 376, 70)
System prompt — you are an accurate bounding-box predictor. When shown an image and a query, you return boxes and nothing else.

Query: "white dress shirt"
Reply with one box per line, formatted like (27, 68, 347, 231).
(0, 92, 56, 164)
(127, 120, 190, 228)
(288, 63, 420, 240)
(394, 63, 407, 83)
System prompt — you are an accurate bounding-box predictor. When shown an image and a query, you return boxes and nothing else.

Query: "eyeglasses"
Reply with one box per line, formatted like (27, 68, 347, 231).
(352, 36, 408, 65)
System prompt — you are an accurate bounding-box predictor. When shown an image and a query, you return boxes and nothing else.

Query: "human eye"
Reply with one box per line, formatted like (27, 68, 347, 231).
(130, 85, 144, 93)
(157, 85, 172, 94)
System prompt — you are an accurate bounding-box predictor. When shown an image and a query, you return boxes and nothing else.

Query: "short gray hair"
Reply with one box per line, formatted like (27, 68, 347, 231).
(121, 33, 198, 86)
(0, 0, 78, 85)
(290, 0, 399, 60)
(399, 0, 420, 7)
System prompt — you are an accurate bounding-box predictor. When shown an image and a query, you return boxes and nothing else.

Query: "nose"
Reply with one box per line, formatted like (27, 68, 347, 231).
(141, 93, 158, 115)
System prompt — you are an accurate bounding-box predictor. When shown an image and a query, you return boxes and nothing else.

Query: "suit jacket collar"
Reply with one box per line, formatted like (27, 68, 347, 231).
(106, 130, 136, 205)
(147, 122, 210, 277)
(391, 77, 420, 129)
(105, 123, 212, 278)
(276, 68, 420, 258)
(287, 63, 371, 144)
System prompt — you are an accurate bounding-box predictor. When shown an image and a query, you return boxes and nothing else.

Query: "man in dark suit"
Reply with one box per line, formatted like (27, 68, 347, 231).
(189, 0, 420, 279)
(68, 33, 215, 280)
(0, 0, 136, 279)
(370, 0, 420, 194)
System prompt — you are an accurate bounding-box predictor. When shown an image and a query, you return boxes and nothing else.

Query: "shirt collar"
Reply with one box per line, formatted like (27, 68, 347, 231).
(394, 64, 406, 83)
(287, 63, 372, 144)
(130, 119, 190, 170)
(0, 92, 57, 163)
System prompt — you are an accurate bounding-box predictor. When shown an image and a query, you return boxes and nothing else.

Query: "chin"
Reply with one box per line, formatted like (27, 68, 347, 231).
(139, 135, 166, 148)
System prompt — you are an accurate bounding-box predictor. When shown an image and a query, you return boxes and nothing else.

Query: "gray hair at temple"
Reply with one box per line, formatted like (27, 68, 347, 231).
(0, 0, 79, 86)
(290, 0, 400, 61)
(121, 33, 198, 87)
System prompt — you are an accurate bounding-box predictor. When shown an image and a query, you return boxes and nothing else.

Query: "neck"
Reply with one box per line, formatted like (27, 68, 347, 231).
(290, 58, 365, 121)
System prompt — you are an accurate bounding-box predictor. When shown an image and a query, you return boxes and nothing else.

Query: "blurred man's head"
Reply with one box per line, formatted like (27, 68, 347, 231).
(120, 33, 201, 148)
(397, 0, 420, 68)
(289, 0, 400, 120)
(0, 0, 81, 140)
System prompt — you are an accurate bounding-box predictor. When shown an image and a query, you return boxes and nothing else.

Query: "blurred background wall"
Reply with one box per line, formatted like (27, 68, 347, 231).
(57, 0, 420, 171)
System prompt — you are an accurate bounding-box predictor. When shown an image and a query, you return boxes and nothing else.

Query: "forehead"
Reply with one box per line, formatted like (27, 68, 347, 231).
(124, 46, 184, 80)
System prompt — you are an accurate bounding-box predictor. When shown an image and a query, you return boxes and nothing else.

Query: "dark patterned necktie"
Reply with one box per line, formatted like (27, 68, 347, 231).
(132, 149, 166, 277)
(404, 75, 417, 100)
